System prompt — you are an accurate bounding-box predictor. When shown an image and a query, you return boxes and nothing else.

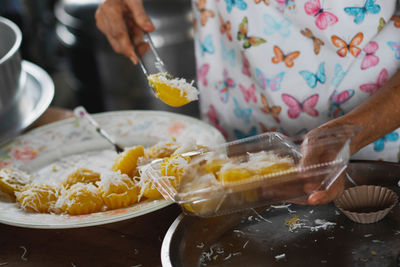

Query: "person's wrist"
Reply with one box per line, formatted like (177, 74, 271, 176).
(317, 117, 363, 156)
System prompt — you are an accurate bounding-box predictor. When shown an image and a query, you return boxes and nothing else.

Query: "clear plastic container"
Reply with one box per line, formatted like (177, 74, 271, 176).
(141, 128, 355, 217)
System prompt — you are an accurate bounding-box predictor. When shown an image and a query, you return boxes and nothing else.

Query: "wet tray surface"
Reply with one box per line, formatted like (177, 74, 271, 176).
(162, 161, 400, 267)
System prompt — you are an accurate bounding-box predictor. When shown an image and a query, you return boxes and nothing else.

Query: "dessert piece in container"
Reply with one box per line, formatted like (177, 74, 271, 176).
(141, 129, 355, 217)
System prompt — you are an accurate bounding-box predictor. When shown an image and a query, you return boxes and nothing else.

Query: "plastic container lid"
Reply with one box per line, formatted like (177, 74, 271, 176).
(141, 129, 355, 217)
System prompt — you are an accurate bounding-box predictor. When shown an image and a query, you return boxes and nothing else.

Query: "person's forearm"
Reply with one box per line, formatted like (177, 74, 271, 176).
(322, 70, 400, 155)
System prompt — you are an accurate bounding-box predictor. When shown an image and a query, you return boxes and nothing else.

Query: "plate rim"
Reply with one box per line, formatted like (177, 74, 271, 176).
(12, 109, 220, 140)
(0, 199, 174, 229)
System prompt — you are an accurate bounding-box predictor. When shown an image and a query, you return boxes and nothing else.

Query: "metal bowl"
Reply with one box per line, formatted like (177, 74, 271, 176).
(0, 16, 23, 111)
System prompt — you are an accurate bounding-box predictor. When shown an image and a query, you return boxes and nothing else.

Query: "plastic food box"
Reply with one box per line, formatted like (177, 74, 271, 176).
(142, 130, 354, 217)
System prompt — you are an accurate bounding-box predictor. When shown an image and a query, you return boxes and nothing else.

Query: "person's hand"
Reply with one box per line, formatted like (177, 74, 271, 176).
(299, 124, 357, 205)
(95, 0, 154, 64)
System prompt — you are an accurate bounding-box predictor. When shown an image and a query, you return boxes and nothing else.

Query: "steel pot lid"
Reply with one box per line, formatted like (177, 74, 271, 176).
(55, 0, 100, 33)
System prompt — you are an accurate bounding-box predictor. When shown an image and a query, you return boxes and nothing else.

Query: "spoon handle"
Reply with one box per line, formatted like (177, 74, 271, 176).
(73, 106, 124, 153)
(143, 32, 167, 73)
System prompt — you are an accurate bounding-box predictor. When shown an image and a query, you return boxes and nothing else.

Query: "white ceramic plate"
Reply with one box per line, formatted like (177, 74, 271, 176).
(0, 110, 225, 229)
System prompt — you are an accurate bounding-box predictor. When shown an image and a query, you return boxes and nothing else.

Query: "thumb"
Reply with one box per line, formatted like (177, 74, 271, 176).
(125, 0, 155, 32)
(308, 174, 345, 205)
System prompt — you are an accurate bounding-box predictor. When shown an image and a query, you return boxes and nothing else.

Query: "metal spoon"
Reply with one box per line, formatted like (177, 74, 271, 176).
(133, 31, 197, 107)
(74, 106, 202, 158)
(131, 30, 169, 98)
(73, 106, 124, 153)
(137, 32, 168, 76)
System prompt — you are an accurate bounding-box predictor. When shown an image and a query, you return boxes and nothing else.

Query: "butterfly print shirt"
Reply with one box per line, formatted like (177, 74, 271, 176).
(193, 0, 400, 161)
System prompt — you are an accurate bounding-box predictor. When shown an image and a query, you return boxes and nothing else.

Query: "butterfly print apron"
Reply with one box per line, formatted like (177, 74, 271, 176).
(193, 0, 400, 162)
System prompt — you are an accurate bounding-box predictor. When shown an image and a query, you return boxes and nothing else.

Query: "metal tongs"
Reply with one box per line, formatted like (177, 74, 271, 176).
(136, 32, 168, 77)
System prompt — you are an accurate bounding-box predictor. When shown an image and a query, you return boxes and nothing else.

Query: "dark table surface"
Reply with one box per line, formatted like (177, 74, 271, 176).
(0, 204, 181, 267)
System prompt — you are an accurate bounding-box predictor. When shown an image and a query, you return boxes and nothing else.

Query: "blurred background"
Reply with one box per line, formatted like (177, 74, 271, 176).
(0, 0, 199, 117)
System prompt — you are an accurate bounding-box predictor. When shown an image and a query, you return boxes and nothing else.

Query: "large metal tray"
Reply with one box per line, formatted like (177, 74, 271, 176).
(162, 161, 400, 267)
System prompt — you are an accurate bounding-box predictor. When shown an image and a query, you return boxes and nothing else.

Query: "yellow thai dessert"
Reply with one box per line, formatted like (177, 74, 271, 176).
(258, 162, 294, 175)
(16, 184, 59, 213)
(138, 179, 162, 200)
(160, 154, 191, 188)
(147, 73, 199, 107)
(145, 141, 180, 159)
(97, 172, 139, 210)
(64, 168, 100, 188)
(216, 151, 295, 184)
(112, 145, 145, 177)
(202, 158, 227, 175)
(165, 151, 297, 216)
(136, 153, 191, 201)
(57, 183, 103, 215)
(217, 168, 253, 184)
(0, 140, 212, 216)
(0, 168, 32, 197)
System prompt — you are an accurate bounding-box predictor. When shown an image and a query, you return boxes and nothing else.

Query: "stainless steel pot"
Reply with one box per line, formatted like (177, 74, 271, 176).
(0, 16, 23, 111)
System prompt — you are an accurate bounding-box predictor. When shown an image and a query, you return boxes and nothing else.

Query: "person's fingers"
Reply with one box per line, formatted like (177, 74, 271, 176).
(307, 174, 345, 205)
(125, 0, 155, 32)
(131, 23, 144, 46)
(289, 195, 309, 205)
(304, 181, 321, 194)
(96, 1, 138, 63)
(107, 9, 136, 58)
(136, 42, 150, 57)
(104, 30, 138, 64)
(308, 191, 330, 205)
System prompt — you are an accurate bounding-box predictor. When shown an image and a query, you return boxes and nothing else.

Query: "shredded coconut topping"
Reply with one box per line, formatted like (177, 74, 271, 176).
(147, 73, 199, 101)
(219, 151, 294, 175)
(0, 168, 32, 187)
(172, 139, 198, 155)
(55, 183, 99, 209)
(96, 171, 132, 193)
(15, 184, 60, 212)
